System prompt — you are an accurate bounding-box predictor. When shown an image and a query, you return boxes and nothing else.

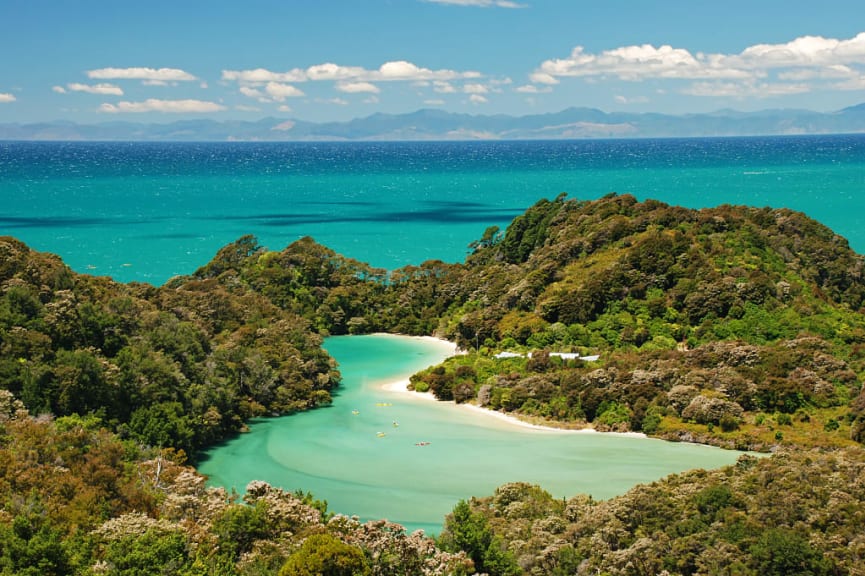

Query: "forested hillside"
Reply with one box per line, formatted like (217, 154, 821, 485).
(194, 194, 865, 451)
(0, 236, 338, 457)
(3, 193, 865, 574)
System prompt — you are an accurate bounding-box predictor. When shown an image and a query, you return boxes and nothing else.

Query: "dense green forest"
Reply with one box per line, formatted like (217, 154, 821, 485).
(3, 193, 865, 574)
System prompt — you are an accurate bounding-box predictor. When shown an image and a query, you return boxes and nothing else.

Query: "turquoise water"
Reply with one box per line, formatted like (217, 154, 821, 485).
(2, 137, 864, 285)
(198, 334, 744, 534)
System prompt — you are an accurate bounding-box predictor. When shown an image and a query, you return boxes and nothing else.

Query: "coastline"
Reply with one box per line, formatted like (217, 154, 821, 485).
(380, 375, 646, 438)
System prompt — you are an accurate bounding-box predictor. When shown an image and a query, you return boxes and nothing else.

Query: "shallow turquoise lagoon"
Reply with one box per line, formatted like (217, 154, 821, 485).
(198, 334, 744, 535)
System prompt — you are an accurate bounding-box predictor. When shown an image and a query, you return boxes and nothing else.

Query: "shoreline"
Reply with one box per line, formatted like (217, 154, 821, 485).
(380, 376, 646, 438)
(374, 333, 646, 437)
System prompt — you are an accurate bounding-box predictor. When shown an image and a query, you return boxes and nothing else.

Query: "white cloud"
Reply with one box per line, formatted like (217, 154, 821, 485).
(515, 84, 552, 93)
(424, 98, 446, 105)
(234, 104, 261, 112)
(614, 94, 649, 104)
(337, 81, 380, 94)
(264, 82, 305, 101)
(222, 60, 480, 87)
(239, 86, 265, 100)
(363, 95, 380, 104)
(99, 98, 225, 113)
(0, 93, 16, 103)
(433, 81, 456, 93)
(682, 80, 810, 98)
(66, 82, 124, 96)
(469, 94, 488, 104)
(530, 32, 865, 99)
(314, 97, 349, 106)
(307, 62, 367, 81)
(222, 68, 306, 83)
(376, 60, 477, 81)
(529, 72, 559, 85)
(535, 44, 750, 82)
(277, 104, 293, 112)
(778, 65, 856, 81)
(88, 67, 197, 82)
(463, 83, 488, 94)
(423, 0, 527, 7)
(733, 33, 865, 69)
(52, 86, 67, 94)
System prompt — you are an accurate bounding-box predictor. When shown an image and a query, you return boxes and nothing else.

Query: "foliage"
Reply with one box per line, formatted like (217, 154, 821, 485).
(438, 500, 520, 576)
(0, 236, 339, 457)
(446, 449, 865, 575)
(279, 533, 370, 576)
(4, 191, 865, 573)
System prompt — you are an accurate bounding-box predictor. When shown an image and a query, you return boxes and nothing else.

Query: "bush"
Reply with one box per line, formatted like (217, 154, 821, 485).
(279, 533, 371, 576)
(719, 413, 740, 432)
(776, 413, 793, 426)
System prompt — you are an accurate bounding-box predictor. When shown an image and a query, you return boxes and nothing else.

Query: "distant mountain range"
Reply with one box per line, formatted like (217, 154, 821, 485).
(3, 104, 865, 141)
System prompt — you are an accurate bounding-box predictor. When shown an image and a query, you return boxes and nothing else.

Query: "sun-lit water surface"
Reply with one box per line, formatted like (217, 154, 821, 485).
(2, 136, 864, 285)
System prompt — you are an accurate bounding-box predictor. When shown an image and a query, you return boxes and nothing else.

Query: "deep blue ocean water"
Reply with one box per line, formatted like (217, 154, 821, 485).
(2, 136, 864, 285)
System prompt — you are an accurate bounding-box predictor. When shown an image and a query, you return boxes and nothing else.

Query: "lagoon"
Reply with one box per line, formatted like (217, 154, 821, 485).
(198, 333, 744, 534)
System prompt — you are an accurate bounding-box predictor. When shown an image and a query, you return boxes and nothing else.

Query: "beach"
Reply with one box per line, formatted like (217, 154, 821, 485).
(377, 337, 647, 438)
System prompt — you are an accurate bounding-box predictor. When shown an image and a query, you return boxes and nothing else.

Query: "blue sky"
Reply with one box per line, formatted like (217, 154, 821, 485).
(1, 0, 864, 123)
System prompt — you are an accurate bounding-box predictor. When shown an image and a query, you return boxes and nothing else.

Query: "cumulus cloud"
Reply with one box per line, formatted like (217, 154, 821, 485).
(778, 64, 857, 81)
(0, 93, 16, 103)
(529, 31, 865, 101)
(223, 59, 480, 87)
(65, 82, 124, 96)
(433, 81, 456, 93)
(463, 83, 488, 94)
(733, 33, 865, 69)
(469, 94, 488, 104)
(222, 68, 306, 83)
(529, 72, 559, 85)
(307, 63, 367, 81)
(614, 94, 649, 104)
(515, 84, 552, 93)
(264, 82, 304, 101)
(682, 80, 810, 98)
(337, 81, 380, 94)
(99, 98, 225, 113)
(239, 86, 265, 100)
(534, 44, 750, 82)
(52, 86, 67, 94)
(423, 0, 526, 7)
(88, 67, 197, 82)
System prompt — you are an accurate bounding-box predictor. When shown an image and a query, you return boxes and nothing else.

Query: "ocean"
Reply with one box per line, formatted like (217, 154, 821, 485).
(2, 135, 864, 285)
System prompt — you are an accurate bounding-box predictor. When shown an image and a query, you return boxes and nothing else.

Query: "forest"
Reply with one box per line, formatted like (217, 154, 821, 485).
(2, 193, 865, 574)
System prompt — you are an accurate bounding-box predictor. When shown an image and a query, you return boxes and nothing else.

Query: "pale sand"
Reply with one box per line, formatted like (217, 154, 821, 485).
(380, 374, 646, 438)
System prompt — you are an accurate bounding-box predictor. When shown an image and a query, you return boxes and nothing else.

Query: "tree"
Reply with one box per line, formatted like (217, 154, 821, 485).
(279, 533, 371, 576)
(749, 528, 831, 576)
(438, 500, 519, 576)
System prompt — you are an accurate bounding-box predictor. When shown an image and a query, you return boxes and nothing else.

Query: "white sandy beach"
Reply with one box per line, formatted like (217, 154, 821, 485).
(373, 333, 646, 437)
(380, 374, 646, 438)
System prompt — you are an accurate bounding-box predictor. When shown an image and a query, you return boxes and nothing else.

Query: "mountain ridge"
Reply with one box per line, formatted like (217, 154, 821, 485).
(3, 104, 865, 141)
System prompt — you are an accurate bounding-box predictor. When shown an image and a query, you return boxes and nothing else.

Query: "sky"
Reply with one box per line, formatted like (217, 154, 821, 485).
(1, 0, 864, 124)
